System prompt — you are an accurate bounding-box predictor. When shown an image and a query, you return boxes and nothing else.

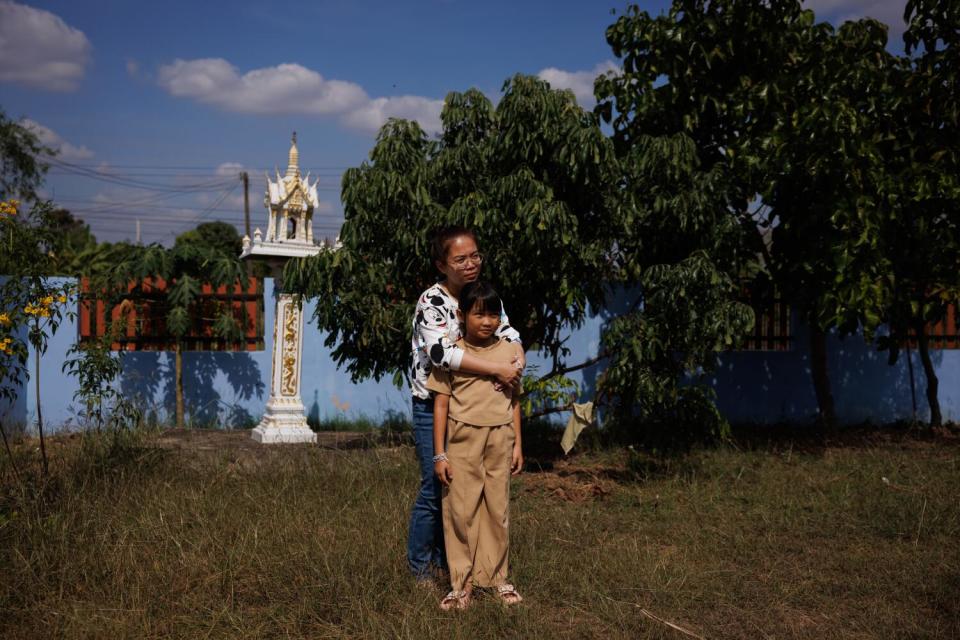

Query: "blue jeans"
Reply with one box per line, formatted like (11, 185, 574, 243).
(407, 396, 446, 577)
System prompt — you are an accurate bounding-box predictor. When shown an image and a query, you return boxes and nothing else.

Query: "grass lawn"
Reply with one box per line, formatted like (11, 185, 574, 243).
(1, 427, 958, 639)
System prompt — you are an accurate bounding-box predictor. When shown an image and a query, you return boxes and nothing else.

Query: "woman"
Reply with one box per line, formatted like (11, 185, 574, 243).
(408, 225, 524, 582)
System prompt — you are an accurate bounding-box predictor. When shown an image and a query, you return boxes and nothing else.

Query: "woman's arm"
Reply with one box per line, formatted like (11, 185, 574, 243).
(510, 399, 523, 476)
(414, 291, 523, 385)
(458, 351, 522, 386)
(433, 393, 453, 486)
(496, 309, 525, 370)
(416, 305, 521, 385)
(458, 304, 525, 381)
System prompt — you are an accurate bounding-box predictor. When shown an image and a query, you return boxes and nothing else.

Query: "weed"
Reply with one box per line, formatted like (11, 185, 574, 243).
(0, 430, 957, 638)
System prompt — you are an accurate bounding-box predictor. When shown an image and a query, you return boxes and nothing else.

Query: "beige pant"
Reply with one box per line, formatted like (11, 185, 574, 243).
(442, 417, 515, 591)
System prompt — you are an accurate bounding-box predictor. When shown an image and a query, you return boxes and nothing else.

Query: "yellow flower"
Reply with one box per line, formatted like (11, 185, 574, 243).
(42, 295, 54, 306)
(0, 313, 9, 326)
(58, 295, 67, 303)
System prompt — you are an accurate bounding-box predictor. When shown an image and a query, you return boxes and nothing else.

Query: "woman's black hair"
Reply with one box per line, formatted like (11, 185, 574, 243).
(459, 280, 502, 317)
(430, 225, 477, 266)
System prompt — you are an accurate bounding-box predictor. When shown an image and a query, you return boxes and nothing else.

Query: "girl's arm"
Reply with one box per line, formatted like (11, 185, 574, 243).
(433, 393, 453, 486)
(510, 399, 523, 476)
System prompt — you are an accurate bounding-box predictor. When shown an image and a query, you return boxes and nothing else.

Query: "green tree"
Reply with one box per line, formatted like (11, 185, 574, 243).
(598, 1, 895, 425)
(285, 75, 754, 442)
(287, 77, 623, 388)
(174, 220, 243, 256)
(873, 0, 960, 427)
(47, 208, 98, 274)
(62, 337, 140, 433)
(83, 222, 250, 429)
(0, 109, 51, 202)
(0, 200, 75, 475)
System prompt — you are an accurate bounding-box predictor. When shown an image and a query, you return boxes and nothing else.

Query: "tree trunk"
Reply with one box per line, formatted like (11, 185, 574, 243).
(809, 325, 836, 427)
(35, 347, 48, 477)
(905, 341, 918, 422)
(175, 343, 185, 429)
(914, 321, 942, 428)
(0, 420, 21, 484)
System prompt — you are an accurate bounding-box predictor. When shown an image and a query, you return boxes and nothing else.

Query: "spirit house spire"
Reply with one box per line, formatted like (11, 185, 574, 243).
(242, 132, 321, 256)
(240, 134, 326, 444)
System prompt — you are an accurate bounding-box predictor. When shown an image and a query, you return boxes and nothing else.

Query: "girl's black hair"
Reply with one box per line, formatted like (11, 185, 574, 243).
(459, 280, 502, 317)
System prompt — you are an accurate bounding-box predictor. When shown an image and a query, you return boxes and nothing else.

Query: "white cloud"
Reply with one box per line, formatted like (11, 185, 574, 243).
(21, 118, 94, 161)
(126, 58, 140, 77)
(537, 61, 619, 107)
(0, 1, 91, 91)
(157, 59, 367, 115)
(157, 58, 443, 134)
(215, 162, 245, 177)
(340, 95, 443, 135)
(802, 0, 908, 39)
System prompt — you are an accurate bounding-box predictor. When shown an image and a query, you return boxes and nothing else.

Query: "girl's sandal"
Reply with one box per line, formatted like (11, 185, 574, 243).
(439, 590, 470, 611)
(496, 583, 523, 605)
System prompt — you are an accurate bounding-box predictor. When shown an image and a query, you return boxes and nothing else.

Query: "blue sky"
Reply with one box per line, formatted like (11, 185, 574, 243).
(0, 0, 907, 245)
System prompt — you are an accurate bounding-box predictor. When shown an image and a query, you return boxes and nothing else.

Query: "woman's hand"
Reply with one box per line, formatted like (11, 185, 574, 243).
(435, 459, 453, 486)
(493, 361, 522, 387)
(511, 443, 524, 476)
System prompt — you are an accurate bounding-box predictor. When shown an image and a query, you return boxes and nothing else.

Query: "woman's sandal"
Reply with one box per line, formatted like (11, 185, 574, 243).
(439, 590, 470, 611)
(496, 583, 523, 605)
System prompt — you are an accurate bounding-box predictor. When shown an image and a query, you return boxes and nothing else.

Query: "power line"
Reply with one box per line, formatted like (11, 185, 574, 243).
(46, 161, 353, 171)
(73, 210, 343, 224)
(59, 198, 344, 222)
(45, 157, 237, 193)
(47, 170, 345, 180)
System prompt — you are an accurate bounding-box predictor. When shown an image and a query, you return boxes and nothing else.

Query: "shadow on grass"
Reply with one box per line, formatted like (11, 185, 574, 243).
(728, 419, 960, 454)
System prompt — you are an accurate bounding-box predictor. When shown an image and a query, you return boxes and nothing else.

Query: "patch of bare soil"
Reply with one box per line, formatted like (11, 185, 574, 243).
(522, 457, 617, 502)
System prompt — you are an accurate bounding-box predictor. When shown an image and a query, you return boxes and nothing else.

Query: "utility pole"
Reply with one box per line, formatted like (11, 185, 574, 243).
(135, 219, 141, 244)
(242, 171, 251, 238)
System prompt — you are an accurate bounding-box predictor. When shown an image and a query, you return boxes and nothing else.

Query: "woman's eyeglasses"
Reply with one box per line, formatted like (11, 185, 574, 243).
(448, 252, 484, 270)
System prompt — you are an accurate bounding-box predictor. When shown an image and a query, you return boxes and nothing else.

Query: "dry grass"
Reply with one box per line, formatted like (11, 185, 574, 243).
(0, 427, 958, 639)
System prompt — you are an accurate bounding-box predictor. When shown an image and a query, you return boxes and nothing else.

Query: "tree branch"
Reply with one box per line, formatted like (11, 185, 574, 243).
(542, 351, 609, 381)
(525, 404, 573, 420)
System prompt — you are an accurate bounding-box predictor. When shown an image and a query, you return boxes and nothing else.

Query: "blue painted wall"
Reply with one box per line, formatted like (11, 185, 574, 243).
(710, 321, 959, 424)
(1, 278, 957, 434)
(1, 278, 408, 434)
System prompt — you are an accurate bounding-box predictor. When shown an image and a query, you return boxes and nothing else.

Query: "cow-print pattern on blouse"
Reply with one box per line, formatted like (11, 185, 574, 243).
(410, 282, 520, 400)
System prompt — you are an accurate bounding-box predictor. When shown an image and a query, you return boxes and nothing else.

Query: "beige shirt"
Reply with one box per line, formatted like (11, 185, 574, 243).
(426, 338, 520, 427)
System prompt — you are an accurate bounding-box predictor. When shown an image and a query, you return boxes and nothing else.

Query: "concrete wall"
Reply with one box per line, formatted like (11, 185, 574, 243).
(565, 308, 960, 425)
(0, 278, 408, 434)
(1, 278, 957, 434)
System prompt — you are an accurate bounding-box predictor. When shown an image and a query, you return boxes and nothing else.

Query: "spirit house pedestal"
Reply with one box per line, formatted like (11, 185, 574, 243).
(241, 134, 323, 444)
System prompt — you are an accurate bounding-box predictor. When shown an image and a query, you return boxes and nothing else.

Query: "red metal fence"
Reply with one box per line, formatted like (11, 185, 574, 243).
(78, 276, 264, 352)
(736, 283, 958, 352)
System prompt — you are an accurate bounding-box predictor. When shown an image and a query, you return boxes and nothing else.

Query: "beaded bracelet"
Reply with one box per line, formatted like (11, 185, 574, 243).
(432, 452, 448, 463)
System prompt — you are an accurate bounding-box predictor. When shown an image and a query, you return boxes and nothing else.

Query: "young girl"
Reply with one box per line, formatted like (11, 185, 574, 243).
(426, 280, 524, 610)
(407, 226, 523, 583)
